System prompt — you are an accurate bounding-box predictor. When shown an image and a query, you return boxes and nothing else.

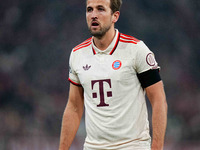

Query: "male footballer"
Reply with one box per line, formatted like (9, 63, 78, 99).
(59, 0, 168, 149)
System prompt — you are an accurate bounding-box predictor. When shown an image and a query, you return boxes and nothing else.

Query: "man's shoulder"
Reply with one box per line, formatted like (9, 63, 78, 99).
(119, 33, 140, 45)
(72, 37, 92, 52)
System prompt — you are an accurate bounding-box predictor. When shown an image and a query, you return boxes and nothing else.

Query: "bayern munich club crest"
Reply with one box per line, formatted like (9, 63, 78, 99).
(112, 60, 122, 70)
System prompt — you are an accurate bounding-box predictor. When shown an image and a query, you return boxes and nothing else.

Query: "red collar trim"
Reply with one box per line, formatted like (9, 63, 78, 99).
(109, 32, 120, 55)
(92, 32, 120, 55)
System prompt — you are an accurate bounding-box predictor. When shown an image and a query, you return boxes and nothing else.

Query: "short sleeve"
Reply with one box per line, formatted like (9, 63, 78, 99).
(135, 41, 160, 74)
(68, 51, 81, 86)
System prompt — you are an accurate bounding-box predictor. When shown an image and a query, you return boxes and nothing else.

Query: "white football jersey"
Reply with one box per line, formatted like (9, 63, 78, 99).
(69, 29, 159, 150)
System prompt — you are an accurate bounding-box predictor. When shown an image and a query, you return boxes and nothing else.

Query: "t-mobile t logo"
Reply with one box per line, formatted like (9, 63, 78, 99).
(91, 79, 112, 107)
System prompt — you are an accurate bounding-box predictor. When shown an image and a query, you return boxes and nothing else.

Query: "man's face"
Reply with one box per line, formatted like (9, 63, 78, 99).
(86, 0, 114, 38)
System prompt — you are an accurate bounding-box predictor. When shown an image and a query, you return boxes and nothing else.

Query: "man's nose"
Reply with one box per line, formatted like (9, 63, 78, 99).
(91, 10, 98, 19)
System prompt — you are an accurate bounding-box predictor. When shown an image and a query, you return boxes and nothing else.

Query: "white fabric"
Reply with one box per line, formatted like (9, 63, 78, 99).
(69, 29, 160, 149)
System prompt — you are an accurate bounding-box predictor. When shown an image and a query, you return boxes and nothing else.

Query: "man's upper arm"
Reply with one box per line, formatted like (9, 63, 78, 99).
(145, 81, 166, 105)
(69, 83, 84, 101)
(66, 83, 84, 119)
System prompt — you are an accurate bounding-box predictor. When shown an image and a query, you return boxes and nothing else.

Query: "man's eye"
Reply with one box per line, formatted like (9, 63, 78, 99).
(87, 8, 93, 12)
(98, 8, 104, 11)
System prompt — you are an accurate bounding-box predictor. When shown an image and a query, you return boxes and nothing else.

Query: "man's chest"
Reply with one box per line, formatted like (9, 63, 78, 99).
(74, 54, 137, 87)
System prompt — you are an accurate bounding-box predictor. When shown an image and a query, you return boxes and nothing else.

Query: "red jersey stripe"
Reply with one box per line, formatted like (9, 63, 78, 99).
(73, 41, 92, 52)
(74, 38, 92, 49)
(120, 33, 140, 42)
(119, 39, 137, 44)
(120, 35, 137, 42)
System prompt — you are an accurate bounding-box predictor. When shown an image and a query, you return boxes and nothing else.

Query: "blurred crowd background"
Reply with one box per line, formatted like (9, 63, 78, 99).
(0, 0, 200, 149)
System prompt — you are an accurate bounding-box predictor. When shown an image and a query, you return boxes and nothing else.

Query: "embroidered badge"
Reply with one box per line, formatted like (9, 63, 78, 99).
(146, 53, 156, 66)
(112, 60, 122, 70)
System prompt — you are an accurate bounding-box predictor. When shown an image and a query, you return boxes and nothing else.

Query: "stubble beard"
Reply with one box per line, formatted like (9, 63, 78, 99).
(89, 24, 111, 39)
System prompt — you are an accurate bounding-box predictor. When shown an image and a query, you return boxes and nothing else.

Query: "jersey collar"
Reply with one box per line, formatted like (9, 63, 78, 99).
(92, 29, 120, 55)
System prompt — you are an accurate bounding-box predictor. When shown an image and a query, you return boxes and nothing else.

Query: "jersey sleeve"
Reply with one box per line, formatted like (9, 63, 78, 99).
(68, 51, 81, 86)
(135, 41, 160, 74)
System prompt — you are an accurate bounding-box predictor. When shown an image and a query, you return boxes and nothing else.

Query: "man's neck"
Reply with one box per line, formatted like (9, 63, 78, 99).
(93, 28, 116, 51)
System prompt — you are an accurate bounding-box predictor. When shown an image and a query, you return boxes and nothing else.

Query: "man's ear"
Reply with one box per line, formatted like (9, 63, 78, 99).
(112, 11, 120, 23)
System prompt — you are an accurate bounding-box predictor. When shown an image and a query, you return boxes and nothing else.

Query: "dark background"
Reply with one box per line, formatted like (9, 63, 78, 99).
(0, 0, 200, 149)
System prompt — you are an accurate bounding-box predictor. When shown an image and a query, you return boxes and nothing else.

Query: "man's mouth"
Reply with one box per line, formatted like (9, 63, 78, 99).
(91, 21, 99, 27)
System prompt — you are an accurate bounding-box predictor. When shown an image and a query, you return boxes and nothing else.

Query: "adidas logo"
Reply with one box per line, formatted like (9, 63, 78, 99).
(83, 64, 91, 71)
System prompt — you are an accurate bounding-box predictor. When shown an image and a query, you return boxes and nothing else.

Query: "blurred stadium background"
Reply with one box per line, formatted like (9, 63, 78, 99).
(0, 0, 200, 149)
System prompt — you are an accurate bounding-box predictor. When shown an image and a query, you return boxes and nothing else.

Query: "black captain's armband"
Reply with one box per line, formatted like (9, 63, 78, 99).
(137, 69, 161, 88)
